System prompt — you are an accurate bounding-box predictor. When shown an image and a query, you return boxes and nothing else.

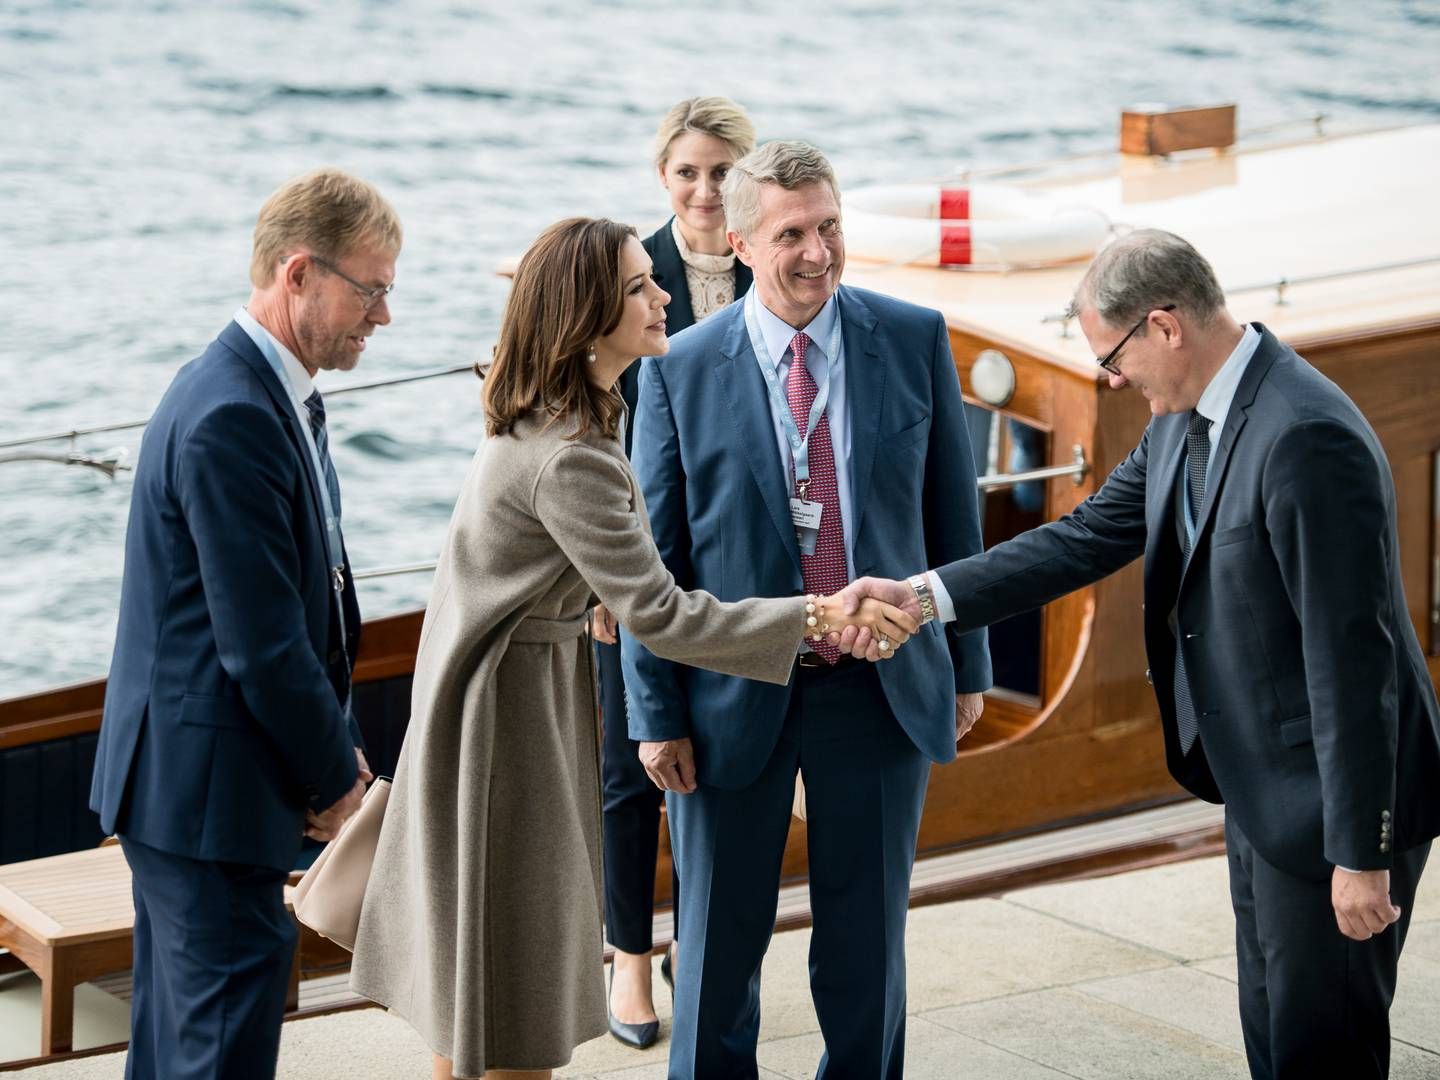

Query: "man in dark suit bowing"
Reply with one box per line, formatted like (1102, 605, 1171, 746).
(840, 229, 1440, 1079)
(621, 140, 991, 1079)
(90, 169, 401, 1080)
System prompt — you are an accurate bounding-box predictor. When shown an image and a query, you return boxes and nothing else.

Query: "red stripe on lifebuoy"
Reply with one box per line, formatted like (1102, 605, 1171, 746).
(940, 223, 972, 265)
(939, 188, 970, 221)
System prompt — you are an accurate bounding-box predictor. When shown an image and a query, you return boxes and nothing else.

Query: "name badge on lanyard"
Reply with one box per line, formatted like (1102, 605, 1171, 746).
(745, 291, 843, 557)
(789, 489, 825, 555)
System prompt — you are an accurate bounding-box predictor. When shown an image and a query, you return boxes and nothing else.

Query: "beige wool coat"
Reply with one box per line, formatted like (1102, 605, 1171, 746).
(349, 409, 804, 1077)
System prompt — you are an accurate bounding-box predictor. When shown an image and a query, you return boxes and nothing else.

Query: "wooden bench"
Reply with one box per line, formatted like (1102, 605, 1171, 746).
(0, 845, 299, 1058)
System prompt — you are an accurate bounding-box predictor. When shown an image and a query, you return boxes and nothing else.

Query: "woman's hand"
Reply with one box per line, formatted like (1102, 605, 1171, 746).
(810, 594, 918, 658)
(591, 603, 619, 645)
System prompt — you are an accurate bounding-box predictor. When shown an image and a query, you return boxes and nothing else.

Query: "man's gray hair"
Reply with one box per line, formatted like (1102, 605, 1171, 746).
(1072, 229, 1227, 329)
(721, 140, 840, 239)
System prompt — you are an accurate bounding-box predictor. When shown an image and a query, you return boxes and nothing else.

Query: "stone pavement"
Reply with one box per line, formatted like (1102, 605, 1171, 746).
(10, 851, 1437, 1078)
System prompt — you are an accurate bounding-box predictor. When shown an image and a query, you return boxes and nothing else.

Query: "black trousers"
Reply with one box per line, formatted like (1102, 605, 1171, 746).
(1226, 813, 1430, 1079)
(598, 638, 678, 954)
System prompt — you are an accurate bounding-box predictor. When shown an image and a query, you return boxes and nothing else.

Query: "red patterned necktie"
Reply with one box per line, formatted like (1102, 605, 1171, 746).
(786, 331, 847, 665)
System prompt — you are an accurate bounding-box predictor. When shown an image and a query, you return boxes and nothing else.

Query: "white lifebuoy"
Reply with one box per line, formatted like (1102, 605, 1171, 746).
(842, 183, 1110, 268)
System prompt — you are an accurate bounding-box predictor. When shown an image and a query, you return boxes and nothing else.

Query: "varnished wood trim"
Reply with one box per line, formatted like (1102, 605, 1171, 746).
(0, 610, 429, 750)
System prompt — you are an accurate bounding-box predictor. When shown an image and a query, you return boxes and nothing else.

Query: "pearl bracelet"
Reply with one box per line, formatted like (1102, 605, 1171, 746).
(804, 594, 834, 641)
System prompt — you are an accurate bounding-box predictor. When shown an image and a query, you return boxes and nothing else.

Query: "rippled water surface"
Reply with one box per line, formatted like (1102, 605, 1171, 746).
(3, 0, 1438, 695)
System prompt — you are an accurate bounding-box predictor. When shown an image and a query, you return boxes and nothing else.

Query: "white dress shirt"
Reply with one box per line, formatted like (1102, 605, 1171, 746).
(748, 288, 857, 579)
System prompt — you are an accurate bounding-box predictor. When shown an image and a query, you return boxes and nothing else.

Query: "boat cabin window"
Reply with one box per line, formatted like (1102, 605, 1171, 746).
(964, 403, 1047, 702)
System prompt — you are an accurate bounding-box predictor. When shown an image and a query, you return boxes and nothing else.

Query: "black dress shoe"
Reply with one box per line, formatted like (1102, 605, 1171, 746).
(607, 964, 660, 1050)
(659, 944, 674, 994)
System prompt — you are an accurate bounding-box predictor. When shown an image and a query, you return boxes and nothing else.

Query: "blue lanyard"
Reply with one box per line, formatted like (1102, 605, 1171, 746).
(744, 289, 844, 496)
(252, 333, 351, 701)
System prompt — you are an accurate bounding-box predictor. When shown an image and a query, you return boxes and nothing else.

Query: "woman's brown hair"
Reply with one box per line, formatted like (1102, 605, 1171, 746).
(482, 217, 637, 440)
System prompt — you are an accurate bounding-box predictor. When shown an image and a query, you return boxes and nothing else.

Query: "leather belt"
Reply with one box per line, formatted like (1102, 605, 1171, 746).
(797, 652, 863, 671)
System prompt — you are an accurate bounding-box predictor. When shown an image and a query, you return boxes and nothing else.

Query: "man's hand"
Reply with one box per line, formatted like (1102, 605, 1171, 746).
(305, 774, 366, 842)
(591, 603, 619, 645)
(356, 747, 374, 785)
(639, 738, 697, 794)
(1332, 867, 1401, 941)
(956, 693, 984, 744)
(832, 577, 921, 658)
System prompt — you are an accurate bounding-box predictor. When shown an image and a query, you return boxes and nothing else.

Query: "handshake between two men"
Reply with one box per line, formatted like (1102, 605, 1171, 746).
(638, 574, 985, 795)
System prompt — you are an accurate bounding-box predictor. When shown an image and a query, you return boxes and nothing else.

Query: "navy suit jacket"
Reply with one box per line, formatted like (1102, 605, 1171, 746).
(622, 285, 992, 789)
(933, 327, 1440, 880)
(90, 321, 363, 872)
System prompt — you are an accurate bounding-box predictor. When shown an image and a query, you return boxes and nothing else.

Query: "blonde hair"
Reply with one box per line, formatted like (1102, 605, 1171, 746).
(249, 168, 403, 287)
(721, 140, 840, 240)
(653, 96, 756, 168)
(482, 218, 635, 442)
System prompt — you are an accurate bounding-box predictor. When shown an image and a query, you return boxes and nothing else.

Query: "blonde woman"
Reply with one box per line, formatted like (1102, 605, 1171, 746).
(599, 95, 757, 1048)
(349, 218, 914, 1080)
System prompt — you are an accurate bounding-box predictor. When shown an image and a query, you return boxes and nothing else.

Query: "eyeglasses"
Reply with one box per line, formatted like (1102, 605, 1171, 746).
(1096, 304, 1176, 375)
(309, 254, 395, 311)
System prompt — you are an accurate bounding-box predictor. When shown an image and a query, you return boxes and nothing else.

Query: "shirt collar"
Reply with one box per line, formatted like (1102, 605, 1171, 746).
(233, 306, 315, 404)
(748, 288, 840, 370)
(1195, 323, 1260, 435)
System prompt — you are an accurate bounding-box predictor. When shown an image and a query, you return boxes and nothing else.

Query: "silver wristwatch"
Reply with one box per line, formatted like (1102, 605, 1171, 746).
(907, 574, 937, 624)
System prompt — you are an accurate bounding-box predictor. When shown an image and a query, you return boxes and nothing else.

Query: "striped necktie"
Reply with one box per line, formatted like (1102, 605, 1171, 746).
(303, 389, 343, 524)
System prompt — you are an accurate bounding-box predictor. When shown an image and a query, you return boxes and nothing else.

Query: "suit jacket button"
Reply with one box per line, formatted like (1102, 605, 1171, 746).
(1145, 668, 1153, 686)
(1381, 810, 1392, 821)
(1380, 842, 1391, 853)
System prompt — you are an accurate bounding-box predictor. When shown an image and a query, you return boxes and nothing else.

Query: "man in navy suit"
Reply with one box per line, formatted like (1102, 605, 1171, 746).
(621, 140, 990, 1079)
(89, 169, 401, 1079)
(839, 230, 1440, 1078)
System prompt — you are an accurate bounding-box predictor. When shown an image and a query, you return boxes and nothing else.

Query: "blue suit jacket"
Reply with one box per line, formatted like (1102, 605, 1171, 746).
(89, 322, 363, 872)
(621, 285, 991, 789)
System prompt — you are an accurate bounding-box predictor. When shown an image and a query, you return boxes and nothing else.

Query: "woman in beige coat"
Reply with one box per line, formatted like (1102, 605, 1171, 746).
(349, 217, 914, 1080)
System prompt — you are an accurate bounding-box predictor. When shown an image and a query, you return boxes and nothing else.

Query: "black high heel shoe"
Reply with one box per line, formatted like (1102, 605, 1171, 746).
(660, 943, 674, 995)
(607, 963, 660, 1050)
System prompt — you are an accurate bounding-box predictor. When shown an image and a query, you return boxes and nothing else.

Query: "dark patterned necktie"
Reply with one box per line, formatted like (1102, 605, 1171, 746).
(1174, 409, 1212, 752)
(303, 389, 343, 523)
(786, 331, 847, 665)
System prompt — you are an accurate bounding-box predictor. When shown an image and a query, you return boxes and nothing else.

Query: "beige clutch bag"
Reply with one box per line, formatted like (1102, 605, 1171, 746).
(293, 778, 391, 951)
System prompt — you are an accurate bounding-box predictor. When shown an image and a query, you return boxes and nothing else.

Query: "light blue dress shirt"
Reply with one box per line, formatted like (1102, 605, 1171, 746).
(1182, 324, 1260, 543)
(748, 288, 857, 579)
(234, 306, 314, 407)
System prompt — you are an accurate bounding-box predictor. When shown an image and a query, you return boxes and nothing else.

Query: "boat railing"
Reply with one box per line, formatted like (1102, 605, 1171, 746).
(28, 245, 1440, 456)
(0, 363, 478, 455)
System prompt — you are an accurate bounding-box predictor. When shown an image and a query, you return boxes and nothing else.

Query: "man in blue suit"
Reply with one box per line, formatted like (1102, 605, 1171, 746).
(622, 140, 990, 1079)
(89, 169, 401, 1080)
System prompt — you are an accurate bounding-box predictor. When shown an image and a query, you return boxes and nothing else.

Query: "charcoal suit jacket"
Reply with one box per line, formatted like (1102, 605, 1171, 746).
(932, 326, 1440, 880)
